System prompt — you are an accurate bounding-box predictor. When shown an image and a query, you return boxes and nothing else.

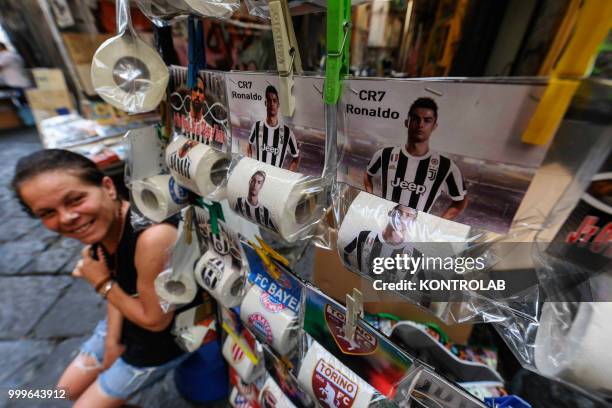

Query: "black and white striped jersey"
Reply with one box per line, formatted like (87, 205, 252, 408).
(234, 197, 278, 232)
(366, 146, 466, 213)
(343, 230, 420, 277)
(248, 120, 299, 168)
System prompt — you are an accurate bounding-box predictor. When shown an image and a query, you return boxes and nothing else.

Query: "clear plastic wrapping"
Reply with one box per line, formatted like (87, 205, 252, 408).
(227, 156, 329, 244)
(130, 175, 189, 223)
(136, 0, 240, 26)
(91, 0, 169, 113)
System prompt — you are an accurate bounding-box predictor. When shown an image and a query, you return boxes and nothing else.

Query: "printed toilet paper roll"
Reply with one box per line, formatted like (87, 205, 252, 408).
(194, 249, 244, 308)
(534, 302, 612, 393)
(173, 306, 215, 352)
(259, 377, 297, 408)
(337, 191, 471, 271)
(154, 268, 197, 305)
(131, 175, 188, 222)
(298, 341, 376, 408)
(222, 335, 264, 384)
(240, 285, 299, 356)
(227, 157, 323, 242)
(166, 135, 230, 199)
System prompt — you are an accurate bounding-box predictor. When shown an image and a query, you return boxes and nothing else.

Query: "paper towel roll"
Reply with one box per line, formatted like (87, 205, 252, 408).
(154, 268, 198, 305)
(227, 158, 323, 242)
(91, 33, 169, 113)
(166, 135, 230, 199)
(297, 341, 376, 408)
(534, 302, 612, 392)
(240, 285, 299, 356)
(131, 175, 188, 223)
(222, 335, 264, 384)
(194, 249, 244, 308)
(259, 377, 297, 408)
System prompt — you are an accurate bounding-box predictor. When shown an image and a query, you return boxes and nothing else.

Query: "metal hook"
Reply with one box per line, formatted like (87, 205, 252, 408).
(327, 22, 351, 58)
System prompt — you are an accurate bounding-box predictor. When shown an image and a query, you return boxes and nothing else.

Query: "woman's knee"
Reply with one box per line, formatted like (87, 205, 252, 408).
(57, 354, 102, 400)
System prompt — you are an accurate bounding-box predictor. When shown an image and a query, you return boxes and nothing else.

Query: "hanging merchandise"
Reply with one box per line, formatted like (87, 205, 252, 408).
(259, 376, 298, 408)
(194, 249, 245, 308)
(91, 0, 169, 114)
(125, 125, 168, 188)
(227, 157, 326, 243)
(169, 67, 231, 149)
(297, 340, 381, 407)
(222, 329, 266, 384)
(229, 387, 258, 408)
(240, 284, 300, 357)
(136, 0, 240, 26)
(131, 175, 189, 223)
(262, 345, 315, 407)
(166, 135, 231, 199)
(154, 214, 200, 306)
(172, 302, 217, 352)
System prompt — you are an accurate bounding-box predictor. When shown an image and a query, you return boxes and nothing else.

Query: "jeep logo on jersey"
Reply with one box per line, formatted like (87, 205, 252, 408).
(324, 304, 377, 355)
(262, 144, 280, 155)
(390, 178, 426, 194)
(312, 359, 359, 408)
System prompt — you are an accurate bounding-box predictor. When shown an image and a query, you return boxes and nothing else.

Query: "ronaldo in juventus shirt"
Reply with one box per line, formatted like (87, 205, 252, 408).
(234, 171, 278, 232)
(364, 97, 468, 219)
(247, 85, 300, 171)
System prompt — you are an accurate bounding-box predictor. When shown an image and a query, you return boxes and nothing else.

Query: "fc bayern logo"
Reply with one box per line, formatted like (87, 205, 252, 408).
(168, 177, 189, 204)
(248, 313, 273, 344)
(259, 291, 284, 313)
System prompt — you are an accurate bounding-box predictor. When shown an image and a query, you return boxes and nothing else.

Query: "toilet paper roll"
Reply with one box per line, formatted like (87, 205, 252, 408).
(222, 335, 264, 384)
(240, 285, 299, 356)
(534, 302, 612, 392)
(194, 249, 244, 308)
(229, 387, 256, 408)
(173, 307, 215, 352)
(166, 136, 231, 199)
(298, 341, 376, 408)
(337, 192, 471, 263)
(227, 158, 323, 242)
(240, 285, 299, 355)
(91, 33, 169, 113)
(259, 377, 297, 408)
(131, 175, 188, 223)
(154, 268, 198, 305)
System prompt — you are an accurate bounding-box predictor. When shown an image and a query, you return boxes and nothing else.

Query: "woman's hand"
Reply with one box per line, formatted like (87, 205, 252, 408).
(73, 246, 112, 289)
(102, 340, 125, 370)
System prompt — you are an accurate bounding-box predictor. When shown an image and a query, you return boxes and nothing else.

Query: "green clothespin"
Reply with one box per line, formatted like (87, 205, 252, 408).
(324, 0, 351, 105)
(195, 198, 225, 235)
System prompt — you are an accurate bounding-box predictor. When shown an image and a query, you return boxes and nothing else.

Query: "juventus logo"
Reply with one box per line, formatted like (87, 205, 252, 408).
(202, 257, 224, 289)
(428, 168, 437, 180)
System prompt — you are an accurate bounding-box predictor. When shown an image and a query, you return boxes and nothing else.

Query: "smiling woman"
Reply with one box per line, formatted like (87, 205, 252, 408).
(11, 149, 189, 408)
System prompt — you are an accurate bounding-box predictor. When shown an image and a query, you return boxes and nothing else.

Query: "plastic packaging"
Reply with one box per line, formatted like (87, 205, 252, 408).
(227, 156, 328, 243)
(165, 134, 231, 200)
(131, 175, 189, 223)
(194, 249, 246, 308)
(222, 330, 266, 384)
(172, 302, 217, 352)
(136, 0, 240, 26)
(124, 125, 168, 190)
(91, 0, 169, 113)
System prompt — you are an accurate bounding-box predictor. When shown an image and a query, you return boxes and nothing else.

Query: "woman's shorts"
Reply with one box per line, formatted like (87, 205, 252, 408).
(78, 319, 188, 400)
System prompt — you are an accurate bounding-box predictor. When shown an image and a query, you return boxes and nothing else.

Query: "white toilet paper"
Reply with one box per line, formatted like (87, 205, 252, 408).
(194, 249, 244, 308)
(166, 135, 231, 199)
(337, 191, 471, 265)
(131, 175, 188, 223)
(154, 268, 197, 305)
(534, 302, 612, 393)
(91, 32, 169, 113)
(173, 306, 215, 352)
(227, 158, 323, 242)
(297, 341, 376, 408)
(222, 335, 264, 384)
(259, 377, 297, 408)
(240, 285, 299, 356)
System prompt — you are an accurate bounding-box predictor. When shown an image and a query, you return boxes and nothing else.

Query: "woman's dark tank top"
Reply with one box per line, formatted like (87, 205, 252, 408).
(114, 209, 185, 367)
